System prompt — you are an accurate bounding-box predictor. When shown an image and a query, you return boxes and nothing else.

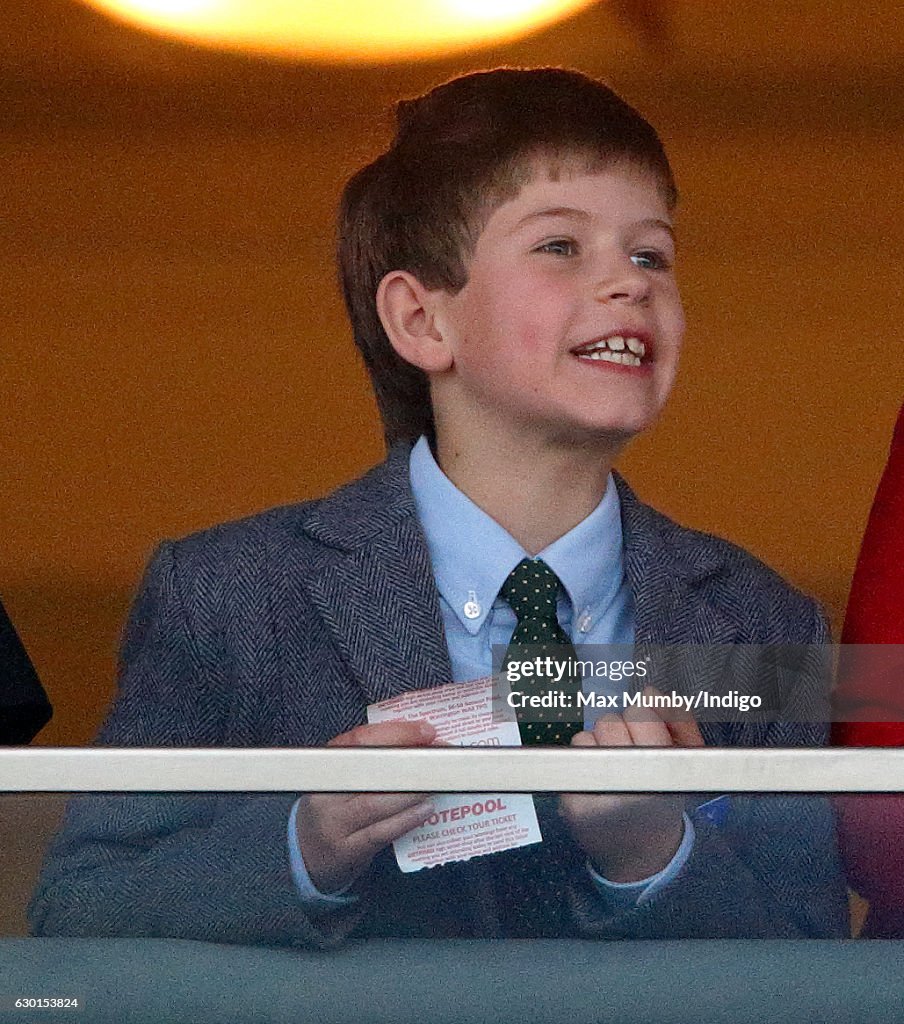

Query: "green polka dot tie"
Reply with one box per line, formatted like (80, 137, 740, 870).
(499, 558, 583, 746)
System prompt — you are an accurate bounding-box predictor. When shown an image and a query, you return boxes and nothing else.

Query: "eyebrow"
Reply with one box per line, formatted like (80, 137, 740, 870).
(513, 207, 675, 241)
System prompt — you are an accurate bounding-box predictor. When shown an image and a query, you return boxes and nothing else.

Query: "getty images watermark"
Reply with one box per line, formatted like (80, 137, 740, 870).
(504, 655, 764, 716)
(488, 644, 904, 725)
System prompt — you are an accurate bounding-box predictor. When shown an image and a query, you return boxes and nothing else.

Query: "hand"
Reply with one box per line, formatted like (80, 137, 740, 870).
(559, 688, 704, 883)
(296, 720, 437, 894)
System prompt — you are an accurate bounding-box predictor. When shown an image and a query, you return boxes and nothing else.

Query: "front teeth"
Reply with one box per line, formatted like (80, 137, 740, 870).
(582, 351, 642, 366)
(576, 335, 647, 360)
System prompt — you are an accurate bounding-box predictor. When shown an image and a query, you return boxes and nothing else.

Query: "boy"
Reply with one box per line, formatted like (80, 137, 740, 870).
(31, 68, 848, 944)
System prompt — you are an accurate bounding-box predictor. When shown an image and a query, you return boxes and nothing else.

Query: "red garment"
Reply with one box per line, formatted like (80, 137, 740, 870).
(832, 403, 904, 936)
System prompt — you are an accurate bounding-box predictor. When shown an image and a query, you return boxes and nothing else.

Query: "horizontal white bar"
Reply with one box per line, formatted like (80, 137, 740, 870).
(2, 747, 904, 792)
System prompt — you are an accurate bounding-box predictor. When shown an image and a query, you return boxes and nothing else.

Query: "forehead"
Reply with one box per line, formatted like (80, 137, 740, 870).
(479, 159, 673, 236)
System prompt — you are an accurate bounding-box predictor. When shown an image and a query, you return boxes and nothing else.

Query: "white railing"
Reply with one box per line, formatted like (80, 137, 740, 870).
(1, 747, 902, 791)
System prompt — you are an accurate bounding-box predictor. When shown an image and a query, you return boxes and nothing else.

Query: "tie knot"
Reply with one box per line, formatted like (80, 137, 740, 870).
(499, 558, 562, 623)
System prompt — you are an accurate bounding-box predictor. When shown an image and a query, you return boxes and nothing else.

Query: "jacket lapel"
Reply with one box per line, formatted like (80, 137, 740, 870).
(615, 472, 739, 646)
(615, 474, 749, 745)
(296, 444, 453, 706)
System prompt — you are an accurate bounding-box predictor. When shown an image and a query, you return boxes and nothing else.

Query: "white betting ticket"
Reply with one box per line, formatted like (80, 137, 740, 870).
(367, 676, 542, 873)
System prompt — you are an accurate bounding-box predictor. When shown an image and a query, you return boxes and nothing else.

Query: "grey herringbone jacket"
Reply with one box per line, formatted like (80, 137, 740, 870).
(30, 445, 849, 944)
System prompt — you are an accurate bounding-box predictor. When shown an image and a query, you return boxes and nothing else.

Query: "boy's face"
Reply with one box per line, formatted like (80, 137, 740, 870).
(431, 163, 684, 451)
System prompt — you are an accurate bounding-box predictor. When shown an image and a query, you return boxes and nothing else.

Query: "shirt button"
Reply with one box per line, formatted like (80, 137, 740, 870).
(577, 611, 592, 633)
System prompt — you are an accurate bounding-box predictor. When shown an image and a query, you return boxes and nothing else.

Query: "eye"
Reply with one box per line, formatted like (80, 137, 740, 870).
(536, 238, 577, 257)
(631, 249, 672, 270)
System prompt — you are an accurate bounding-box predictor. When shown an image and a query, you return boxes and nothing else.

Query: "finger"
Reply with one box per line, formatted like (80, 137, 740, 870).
(570, 730, 597, 747)
(592, 714, 633, 746)
(329, 720, 436, 747)
(347, 799, 436, 858)
(665, 717, 706, 747)
(622, 696, 673, 746)
(302, 792, 358, 817)
(634, 687, 705, 746)
(344, 792, 434, 833)
(644, 687, 694, 727)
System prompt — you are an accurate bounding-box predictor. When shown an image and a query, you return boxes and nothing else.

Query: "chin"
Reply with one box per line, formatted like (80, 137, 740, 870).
(579, 409, 660, 442)
(552, 422, 646, 451)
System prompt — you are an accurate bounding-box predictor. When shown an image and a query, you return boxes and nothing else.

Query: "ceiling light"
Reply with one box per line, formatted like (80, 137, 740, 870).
(78, 0, 599, 61)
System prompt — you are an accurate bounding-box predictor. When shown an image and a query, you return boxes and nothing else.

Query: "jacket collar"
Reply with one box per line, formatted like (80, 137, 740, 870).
(613, 472, 725, 584)
(299, 445, 727, 588)
(613, 471, 735, 644)
(297, 443, 418, 552)
(295, 445, 734, 703)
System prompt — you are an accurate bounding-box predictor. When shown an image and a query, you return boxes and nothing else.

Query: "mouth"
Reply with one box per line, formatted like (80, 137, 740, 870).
(570, 331, 653, 368)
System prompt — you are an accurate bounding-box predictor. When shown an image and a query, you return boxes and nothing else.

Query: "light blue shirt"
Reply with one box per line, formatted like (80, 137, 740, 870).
(288, 436, 693, 910)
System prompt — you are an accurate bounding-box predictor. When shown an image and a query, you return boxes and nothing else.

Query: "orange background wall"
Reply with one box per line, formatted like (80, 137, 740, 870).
(2, 0, 902, 744)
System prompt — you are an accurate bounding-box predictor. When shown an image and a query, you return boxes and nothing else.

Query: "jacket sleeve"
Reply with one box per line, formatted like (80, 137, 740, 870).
(565, 600, 850, 939)
(28, 542, 364, 948)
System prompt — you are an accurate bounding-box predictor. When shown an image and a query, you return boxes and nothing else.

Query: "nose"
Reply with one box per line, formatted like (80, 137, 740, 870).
(592, 256, 651, 305)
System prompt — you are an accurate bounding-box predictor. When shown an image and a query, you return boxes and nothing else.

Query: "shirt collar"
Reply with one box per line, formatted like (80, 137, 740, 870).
(409, 436, 624, 635)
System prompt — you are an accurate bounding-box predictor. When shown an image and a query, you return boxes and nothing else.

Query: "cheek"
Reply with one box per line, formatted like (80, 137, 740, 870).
(457, 323, 547, 402)
(510, 323, 550, 357)
(463, 298, 549, 365)
(452, 269, 569, 378)
(673, 296, 687, 337)
(671, 311, 686, 351)
(498, 284, 570, 356)
(661, 285, 686, 340)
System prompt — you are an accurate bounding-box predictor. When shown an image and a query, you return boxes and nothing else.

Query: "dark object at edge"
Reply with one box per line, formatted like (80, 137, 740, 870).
(0, 598, 52, 744)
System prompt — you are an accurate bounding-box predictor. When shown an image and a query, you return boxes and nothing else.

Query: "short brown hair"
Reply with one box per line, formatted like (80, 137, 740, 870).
(337, 67, 677, 447)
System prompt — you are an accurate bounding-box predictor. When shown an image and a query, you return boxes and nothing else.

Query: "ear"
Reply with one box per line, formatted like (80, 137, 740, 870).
(376, 271, 454, 373)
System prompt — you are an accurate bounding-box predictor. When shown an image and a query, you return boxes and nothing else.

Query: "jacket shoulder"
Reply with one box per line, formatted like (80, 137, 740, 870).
(165, 446, 412, 569)
(640, 501, 828, 643)
(169, 498, 322, 565)
(123, 500, 326, 652)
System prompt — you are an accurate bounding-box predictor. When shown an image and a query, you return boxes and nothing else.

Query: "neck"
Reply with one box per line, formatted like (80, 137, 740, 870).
(434, 429, 620, 555)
